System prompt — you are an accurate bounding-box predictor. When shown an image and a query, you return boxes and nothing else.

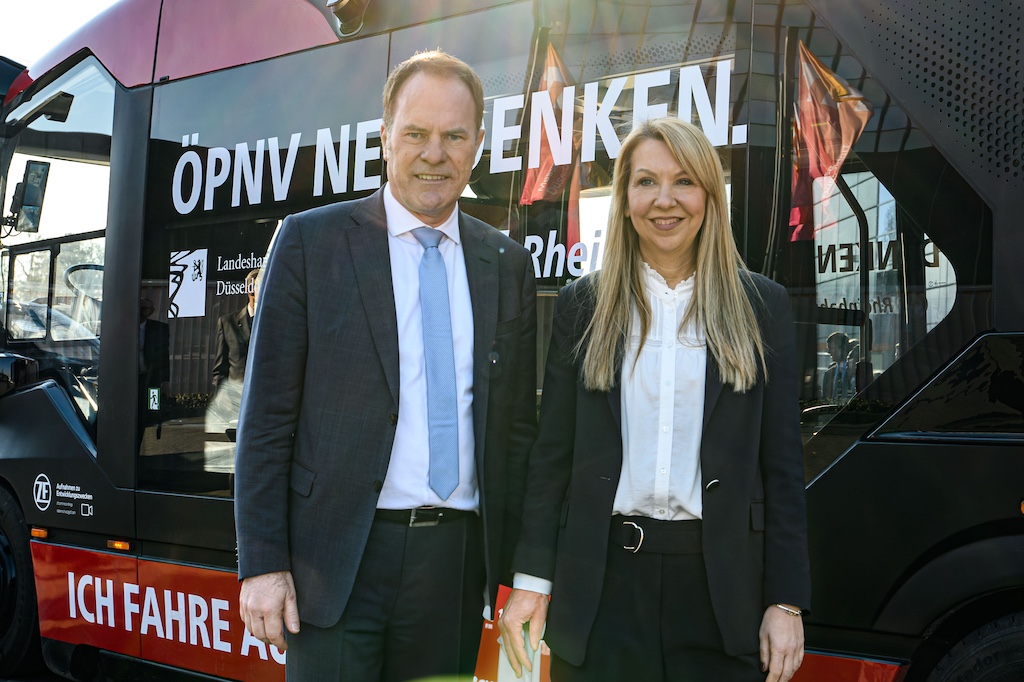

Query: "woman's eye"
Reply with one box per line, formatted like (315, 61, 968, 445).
(637, 177, 655, 186)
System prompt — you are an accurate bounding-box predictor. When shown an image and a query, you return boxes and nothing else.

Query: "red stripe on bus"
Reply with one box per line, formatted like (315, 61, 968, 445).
(793, 652, 904, 682)
(31, 543, 285, 681)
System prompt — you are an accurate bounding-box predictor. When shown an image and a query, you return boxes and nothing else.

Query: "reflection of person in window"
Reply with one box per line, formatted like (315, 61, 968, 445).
(207, 269, 259, 436)
(212, 269, 259, 388)
(138, 297, 170, 448)
(822, 332, 853, 403)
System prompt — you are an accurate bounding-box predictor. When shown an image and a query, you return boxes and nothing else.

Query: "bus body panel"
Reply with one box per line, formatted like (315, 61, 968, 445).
(0, 382, 133, 539)
(32, 542, 285, 680)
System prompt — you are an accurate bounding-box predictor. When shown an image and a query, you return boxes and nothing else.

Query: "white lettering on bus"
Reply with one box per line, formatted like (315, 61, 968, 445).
(354, 119, 383, 191)
(314, 125, 351, 197)
(165, 590, 187, 643)
(528, 85, 576, 169)
(204, 147, 231, 211)
(525, 229, 603, 278)
(141, 586, 165, 638)
(490, 94, 525, 174)
(679, 59, 731, 146)
(124, 582, 140, 632)
(63, 571, 272, 660)
(95, 577, 115, 627)
(232, 139, 265, 207)
(582, 78, 626, 163)
(269, 133, 302, 201)
(172, 149, 203, 214)
(169, 59, 741, 214)
(633, 69, 672, 128)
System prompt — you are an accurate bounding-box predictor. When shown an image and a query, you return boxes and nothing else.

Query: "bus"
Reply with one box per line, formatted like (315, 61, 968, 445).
(1, 0, 1021, 679)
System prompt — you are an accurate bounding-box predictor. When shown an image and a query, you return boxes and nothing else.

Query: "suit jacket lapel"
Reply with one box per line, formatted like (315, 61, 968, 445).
(460, 215, 498, 467)
(703, 357, 724, 432)
(236, 308, 252, 340)
(349, 192, 400, 403)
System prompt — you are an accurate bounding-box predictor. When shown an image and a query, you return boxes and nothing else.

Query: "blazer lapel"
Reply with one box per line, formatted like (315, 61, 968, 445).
(703, 357, 724, 432)
(348, 193, 400, 403)
(460, 216, 498, 466)
(607, 378, 622, 432)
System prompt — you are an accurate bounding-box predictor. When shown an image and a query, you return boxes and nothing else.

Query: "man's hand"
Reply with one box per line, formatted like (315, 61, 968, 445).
(239, 570, 300, 651)
(497, 588, 549, 678)
(759, 605, 804, 682)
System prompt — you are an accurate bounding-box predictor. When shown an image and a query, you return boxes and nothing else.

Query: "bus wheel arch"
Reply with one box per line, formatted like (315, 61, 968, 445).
(0, 483, 41, 676)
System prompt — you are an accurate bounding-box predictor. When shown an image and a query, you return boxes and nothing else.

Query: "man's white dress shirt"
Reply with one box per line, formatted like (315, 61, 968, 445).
(377, 183, 478, 511)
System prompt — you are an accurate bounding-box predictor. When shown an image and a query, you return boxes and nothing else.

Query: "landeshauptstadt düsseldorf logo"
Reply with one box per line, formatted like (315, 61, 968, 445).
(33, 473, 51, 511)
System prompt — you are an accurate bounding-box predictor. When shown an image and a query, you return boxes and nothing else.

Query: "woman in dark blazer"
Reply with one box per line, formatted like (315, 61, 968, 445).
(499, 118, 810, 681)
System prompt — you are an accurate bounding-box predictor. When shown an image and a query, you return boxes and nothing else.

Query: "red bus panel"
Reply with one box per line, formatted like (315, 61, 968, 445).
(32, 543, 285, 681)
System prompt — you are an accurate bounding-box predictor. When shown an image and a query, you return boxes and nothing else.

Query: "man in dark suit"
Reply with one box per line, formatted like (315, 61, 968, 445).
(234, 51, 537, 681)
(212, 268, 258, 388)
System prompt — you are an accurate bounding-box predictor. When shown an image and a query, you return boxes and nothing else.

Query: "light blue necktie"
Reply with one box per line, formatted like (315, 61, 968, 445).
(412, 227, 459, 501)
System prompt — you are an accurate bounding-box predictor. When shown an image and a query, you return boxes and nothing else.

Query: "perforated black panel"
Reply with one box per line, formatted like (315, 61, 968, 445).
(863, 1, 1023, 184)
(807, 0, 1024, 327)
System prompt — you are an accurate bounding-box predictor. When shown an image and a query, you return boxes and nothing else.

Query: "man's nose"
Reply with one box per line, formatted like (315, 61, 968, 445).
(420, 135, 445, 163)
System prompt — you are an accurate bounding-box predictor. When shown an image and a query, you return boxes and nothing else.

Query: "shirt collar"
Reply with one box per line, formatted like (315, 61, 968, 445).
(642, 261, 695, 299)
(383, 182, 461, 245)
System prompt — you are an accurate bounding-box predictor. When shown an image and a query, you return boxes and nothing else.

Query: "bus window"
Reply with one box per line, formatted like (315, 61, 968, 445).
(759, 28, 992, 477)
(8, 249, 51, 340)
(140, 35, 390, 497)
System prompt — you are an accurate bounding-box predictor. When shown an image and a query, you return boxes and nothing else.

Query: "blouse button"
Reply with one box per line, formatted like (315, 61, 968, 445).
(705, 479, 721, 491)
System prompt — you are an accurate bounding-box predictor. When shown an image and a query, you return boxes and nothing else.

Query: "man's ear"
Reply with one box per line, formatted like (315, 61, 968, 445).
(380, 123, 390, 162)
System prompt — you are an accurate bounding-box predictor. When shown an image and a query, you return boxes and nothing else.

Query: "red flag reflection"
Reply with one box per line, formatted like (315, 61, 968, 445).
(789, 41, 873, 241)
(521, 43, 581, 246)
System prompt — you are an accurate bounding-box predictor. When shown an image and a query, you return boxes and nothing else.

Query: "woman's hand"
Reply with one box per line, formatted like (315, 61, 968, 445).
(497, 588, 549, 678)
(759, 604, 804, 682)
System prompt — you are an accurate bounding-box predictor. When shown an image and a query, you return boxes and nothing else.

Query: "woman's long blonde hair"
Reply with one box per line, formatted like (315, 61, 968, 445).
(578, 117, 766, 392)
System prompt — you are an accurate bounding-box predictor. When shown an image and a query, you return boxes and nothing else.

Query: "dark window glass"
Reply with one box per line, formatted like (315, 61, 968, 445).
(875, 335, 1024, 438)
(749, 14, 993, 479)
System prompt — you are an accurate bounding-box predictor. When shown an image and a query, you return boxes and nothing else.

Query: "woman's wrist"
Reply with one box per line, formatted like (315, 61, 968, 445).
(772, 603, 803, 617)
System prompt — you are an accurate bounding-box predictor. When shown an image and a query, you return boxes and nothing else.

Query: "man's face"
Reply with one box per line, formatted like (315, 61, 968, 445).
(380, 72, 483, 227)
(140, 301, 154, 321)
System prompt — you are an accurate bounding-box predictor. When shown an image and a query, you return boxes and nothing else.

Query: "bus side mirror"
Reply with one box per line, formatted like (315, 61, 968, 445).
(3, 160, 49, 233)
(0, 353, 39, 399)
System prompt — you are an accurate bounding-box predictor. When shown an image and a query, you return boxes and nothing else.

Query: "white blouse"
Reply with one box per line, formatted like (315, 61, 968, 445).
(613, 263, 707, 521)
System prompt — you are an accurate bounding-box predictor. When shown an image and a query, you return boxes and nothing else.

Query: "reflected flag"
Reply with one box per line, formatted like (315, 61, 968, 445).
(521, 42, 581, 246)
(789, 41, 874, 241)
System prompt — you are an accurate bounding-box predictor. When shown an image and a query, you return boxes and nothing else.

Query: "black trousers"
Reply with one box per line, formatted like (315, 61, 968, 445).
(551, 517, 765, 682)
(285, 514, 484, 682)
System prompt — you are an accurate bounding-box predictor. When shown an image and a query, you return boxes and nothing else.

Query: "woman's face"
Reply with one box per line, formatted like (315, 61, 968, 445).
(625, 138, 707, 269)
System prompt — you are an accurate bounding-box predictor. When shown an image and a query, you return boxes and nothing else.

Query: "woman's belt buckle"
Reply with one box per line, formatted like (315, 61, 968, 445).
(622, 520, 644, 553)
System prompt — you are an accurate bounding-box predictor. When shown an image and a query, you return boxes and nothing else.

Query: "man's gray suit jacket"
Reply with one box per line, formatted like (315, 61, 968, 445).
(234, 189, 538, 628)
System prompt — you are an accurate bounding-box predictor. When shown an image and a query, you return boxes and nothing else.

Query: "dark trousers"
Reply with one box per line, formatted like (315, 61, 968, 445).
(552, 517, 764, 682)
(285, 514, 485, 682)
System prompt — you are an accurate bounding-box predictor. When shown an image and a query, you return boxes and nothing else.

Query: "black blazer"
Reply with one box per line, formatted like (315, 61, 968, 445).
(234, 189, 538, 627)
(513, 272, 810, 664)
(212, 307, 252, 386)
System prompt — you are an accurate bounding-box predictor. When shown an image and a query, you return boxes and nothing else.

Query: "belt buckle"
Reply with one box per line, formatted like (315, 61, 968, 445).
(622, 520, 644, 553)
(409, 506, 442, 527)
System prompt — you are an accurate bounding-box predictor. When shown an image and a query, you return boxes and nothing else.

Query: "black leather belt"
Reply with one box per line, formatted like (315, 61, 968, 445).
(610, 515, 702, 554)
(374, 507, 476, 527)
